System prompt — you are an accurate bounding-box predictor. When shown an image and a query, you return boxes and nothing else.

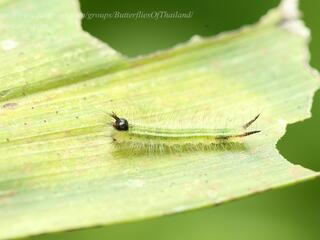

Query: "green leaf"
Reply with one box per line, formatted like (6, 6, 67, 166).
(0, 0, 319, 238)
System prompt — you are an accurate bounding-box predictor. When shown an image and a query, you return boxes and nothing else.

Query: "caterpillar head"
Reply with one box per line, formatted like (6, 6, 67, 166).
(110, 112, 129, 131)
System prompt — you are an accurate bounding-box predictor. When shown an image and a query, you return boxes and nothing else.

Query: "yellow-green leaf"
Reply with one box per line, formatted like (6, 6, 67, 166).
(0, 0, 319, 239)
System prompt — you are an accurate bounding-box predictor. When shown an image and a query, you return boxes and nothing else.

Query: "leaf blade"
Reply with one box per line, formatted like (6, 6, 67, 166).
(0, 0, 319, 238)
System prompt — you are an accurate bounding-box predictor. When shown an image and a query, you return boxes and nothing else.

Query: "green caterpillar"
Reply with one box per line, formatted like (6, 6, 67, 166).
(110, 112, 260, 152)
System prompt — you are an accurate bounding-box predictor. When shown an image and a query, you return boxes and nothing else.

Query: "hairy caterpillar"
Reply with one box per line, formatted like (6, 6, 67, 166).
(109, 112, 260, 153)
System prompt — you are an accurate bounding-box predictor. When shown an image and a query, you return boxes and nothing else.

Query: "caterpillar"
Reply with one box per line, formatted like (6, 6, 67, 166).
(109, 112, 261, 153)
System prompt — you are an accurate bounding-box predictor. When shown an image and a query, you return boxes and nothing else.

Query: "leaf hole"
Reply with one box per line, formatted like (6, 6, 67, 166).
(277, 90, 320, 171)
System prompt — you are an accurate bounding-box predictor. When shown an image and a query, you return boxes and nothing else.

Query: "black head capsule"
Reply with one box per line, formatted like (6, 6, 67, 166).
(110, 112, 129, 131)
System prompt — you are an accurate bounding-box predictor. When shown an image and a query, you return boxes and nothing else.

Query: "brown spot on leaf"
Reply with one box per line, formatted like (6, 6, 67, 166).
(0, 190, 15, 204)
(2, 102, 18, 109)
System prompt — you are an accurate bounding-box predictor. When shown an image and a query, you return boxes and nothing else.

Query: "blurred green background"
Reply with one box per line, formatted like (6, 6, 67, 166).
(30, 0, 320, 239)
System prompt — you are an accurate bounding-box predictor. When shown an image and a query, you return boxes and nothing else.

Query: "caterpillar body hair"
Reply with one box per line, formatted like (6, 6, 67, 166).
(109, 112, 261, 153)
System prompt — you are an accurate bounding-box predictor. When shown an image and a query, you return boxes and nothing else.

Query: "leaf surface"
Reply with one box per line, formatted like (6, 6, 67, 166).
(0, 0, 319, 238)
